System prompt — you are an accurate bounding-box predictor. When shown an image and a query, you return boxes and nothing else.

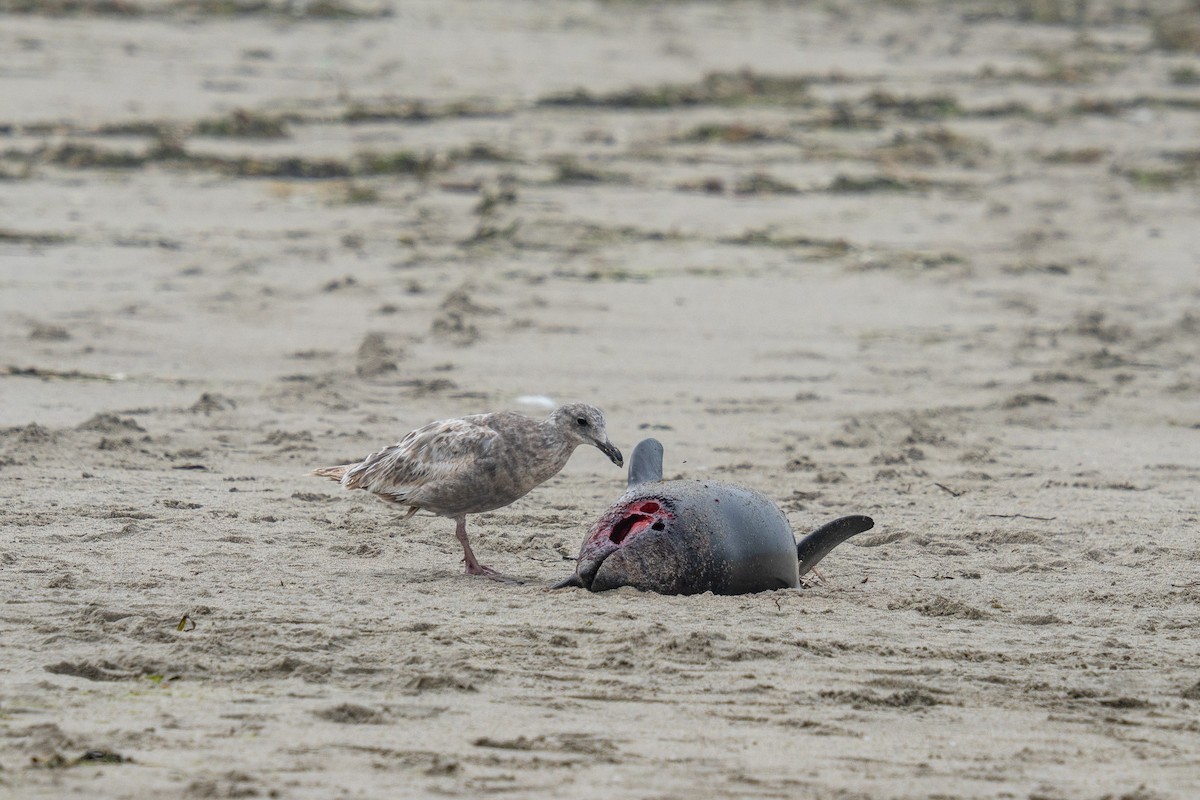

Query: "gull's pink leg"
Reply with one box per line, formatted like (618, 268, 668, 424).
(454, 516, 500, 577)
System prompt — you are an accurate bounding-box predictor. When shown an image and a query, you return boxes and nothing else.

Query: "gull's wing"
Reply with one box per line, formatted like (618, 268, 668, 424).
(340, 416, 500, 505)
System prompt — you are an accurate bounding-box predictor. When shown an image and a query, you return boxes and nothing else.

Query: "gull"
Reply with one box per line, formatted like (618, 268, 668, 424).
(313, 403, 622, 577)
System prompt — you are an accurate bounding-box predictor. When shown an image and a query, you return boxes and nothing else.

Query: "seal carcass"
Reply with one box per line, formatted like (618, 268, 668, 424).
(554, 438, 874, 594)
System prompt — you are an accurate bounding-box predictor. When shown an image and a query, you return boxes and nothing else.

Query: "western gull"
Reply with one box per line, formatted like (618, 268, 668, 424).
(312, 403, 622, 577)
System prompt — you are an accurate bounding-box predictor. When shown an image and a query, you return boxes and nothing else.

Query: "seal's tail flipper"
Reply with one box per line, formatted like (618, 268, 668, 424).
(627, 438, 665, 488)
(796, 515, 874, 576)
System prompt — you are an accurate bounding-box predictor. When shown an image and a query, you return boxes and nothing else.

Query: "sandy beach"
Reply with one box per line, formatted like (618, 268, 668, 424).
(2, 1, 1200, 797)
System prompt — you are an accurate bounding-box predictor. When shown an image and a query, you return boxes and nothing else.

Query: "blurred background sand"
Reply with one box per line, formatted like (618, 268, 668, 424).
(2, 1, 1199, 797)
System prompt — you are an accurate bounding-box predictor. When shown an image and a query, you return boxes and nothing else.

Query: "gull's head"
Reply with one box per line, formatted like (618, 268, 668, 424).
(552, 403, 623, 467)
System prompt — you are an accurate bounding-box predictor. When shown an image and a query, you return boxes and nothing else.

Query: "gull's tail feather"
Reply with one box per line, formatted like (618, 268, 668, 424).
(311, 465, 351, 482)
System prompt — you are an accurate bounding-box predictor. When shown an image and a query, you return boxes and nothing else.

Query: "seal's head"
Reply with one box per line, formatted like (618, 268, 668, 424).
(551, 403, 623, 466)
(560, 494, 683, 591)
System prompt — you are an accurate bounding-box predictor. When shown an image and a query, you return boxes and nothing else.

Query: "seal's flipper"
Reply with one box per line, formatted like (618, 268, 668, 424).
(550, 573, 585, 590)
(796, 515, 874, 576)
(627, 438, 665, 488)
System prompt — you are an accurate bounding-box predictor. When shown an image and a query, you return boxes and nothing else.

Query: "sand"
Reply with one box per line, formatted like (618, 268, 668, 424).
(2, 1, 1200, 798)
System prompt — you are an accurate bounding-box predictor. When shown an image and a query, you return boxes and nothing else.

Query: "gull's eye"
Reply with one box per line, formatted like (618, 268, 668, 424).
(577, 417, 589, 426)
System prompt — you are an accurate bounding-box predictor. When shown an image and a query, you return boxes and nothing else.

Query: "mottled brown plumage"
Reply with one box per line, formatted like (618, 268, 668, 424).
(312, 403, 622, 577)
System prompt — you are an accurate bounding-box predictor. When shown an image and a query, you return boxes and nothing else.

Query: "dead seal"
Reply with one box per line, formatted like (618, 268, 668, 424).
(553, 438, 874, 594)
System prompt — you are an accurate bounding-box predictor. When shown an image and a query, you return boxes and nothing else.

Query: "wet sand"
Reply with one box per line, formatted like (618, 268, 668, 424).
(2, 1, 1200, 798)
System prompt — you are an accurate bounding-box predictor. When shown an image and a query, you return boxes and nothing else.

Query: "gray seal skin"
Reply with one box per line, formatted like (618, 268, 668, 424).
(554, 438, 875, 595)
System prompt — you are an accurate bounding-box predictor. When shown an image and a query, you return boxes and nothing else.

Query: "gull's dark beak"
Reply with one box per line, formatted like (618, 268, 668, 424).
(597, 439, 623, 467)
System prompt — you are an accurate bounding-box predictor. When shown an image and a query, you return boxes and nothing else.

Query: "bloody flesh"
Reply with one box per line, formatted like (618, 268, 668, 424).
(607, 501, 665, 544)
